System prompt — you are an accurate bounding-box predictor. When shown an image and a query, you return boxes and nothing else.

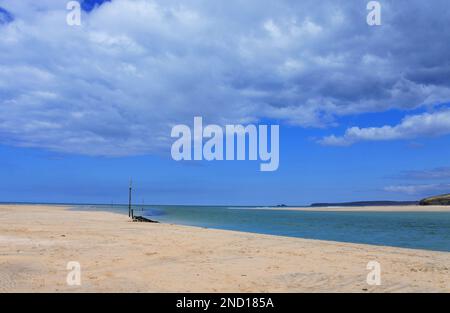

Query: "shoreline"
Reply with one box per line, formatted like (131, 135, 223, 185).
(261, 205, 450, 212)
(4, 202, 450, 213)
(1, 204, 449, 292)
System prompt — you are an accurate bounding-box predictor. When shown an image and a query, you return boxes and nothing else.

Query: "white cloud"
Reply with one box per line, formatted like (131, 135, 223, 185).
(1, 0, 450, 155)
(397, 167, 450, 180)
(319, 109, 450, 146)
(383, 183, 450, 195)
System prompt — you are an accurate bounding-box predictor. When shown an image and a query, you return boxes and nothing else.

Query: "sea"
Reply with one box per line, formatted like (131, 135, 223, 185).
(70, 204, 450, 252)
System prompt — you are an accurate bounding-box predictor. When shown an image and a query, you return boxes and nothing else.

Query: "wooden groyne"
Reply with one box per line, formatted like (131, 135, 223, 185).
(128, 180, 159, 223)
(132, 213, 159, 223)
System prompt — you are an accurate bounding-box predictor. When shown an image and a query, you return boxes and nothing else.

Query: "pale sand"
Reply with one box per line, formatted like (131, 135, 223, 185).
(0, 204, 449, 293)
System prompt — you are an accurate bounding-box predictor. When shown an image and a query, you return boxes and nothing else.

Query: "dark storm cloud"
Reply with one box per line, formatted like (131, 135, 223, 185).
(1, 0, 450, 155)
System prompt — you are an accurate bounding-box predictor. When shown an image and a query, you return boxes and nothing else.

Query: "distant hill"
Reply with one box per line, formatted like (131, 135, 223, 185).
(310, 201, 418, 207)
(419, 194, 450, 206)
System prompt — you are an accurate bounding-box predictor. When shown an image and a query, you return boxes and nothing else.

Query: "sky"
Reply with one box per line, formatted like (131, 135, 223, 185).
(0, 0, 450, 205)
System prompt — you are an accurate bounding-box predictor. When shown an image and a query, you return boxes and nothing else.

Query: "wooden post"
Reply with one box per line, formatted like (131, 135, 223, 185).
(128, 179, 132, 218)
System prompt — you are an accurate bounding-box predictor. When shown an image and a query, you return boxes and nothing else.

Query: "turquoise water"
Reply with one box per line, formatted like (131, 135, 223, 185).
(72, 205, 450, 252)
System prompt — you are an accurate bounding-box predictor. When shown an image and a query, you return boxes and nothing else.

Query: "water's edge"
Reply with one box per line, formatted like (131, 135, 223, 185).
(67, 204, 450, 253)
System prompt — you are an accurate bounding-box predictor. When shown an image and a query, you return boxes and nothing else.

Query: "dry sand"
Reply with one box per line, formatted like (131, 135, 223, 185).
(0, 204, 449, 292)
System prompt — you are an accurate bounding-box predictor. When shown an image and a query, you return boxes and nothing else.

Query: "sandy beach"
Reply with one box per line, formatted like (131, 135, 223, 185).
(0, 204, 449, 293)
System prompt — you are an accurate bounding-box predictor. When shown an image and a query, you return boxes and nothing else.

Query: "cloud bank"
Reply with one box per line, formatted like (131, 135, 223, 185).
(383, 183, 450, 196)
(1, 0, 450, 155)
(396, 167, 450, 180)
(319, 109, 450, 146)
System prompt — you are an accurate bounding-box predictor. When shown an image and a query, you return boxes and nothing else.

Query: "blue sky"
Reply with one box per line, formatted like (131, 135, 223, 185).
(0, 0, 450, 205)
